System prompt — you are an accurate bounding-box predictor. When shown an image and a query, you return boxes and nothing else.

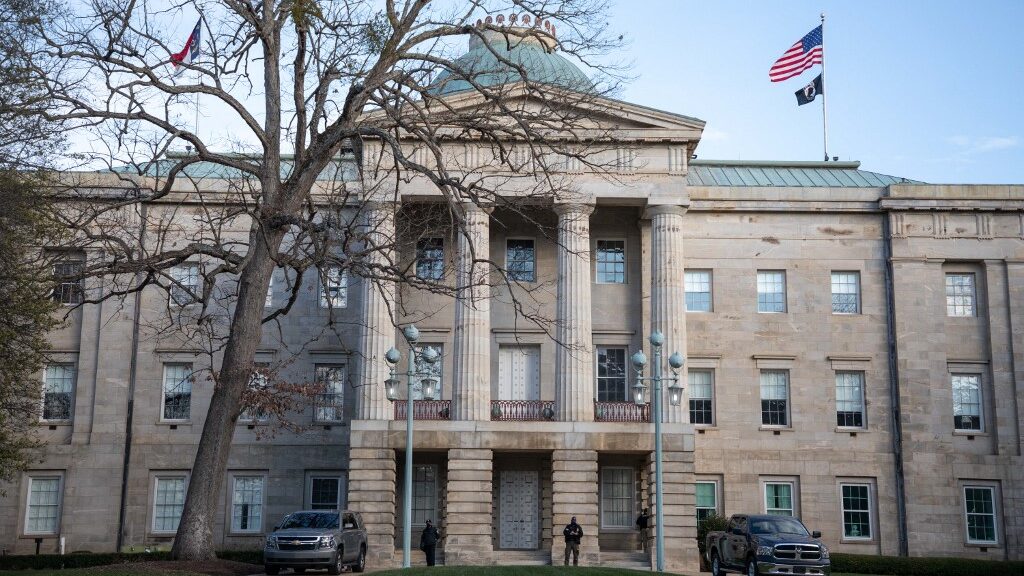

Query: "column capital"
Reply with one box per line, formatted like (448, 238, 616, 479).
(460, 201, 495, 215)
(553, 202, 596, 217)
(643, 203, 688, 219)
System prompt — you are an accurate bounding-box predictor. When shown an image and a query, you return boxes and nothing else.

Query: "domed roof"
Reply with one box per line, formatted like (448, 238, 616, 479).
(429, 27, 594, 96)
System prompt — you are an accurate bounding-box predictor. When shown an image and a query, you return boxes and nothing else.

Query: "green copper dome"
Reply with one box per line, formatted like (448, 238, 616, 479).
(429, 27, 594, 95)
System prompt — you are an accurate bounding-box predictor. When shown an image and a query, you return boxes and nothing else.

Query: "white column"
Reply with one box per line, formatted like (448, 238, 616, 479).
(451, 203, 491, 420)
(357, 202, 396, 420)
(649, 204, 687, 423)
(555, 202, 595, 421)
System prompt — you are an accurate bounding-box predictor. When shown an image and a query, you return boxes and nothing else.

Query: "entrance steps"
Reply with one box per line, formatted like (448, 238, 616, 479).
(403, 550, 446, 567)
(494, 550, 551, 565)
(599, 551, 651, 571)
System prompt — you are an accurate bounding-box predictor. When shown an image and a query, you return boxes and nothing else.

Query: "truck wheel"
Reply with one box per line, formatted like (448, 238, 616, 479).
(263, 565, 279, 575)
(351, 546, 366, 573)
(746, 558, 760, 576)
(710, 552, 722, 576)
(327, 548, 344, 575)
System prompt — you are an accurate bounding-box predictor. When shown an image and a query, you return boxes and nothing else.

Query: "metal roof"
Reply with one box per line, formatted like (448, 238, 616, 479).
(687, 160, 922, 188)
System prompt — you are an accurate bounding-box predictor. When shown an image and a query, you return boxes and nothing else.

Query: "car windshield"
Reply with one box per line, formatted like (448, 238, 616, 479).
(749, 517, 809, 536)
(280, 512, 339, 530)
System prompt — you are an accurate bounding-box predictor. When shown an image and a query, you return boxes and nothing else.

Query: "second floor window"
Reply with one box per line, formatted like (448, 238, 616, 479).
(760, 370, 789, 427)
(836, 372, 866, 428)
(595, 240, 625, 283)
(831, 271, 860, 314)
(757, 271, 786, 313)
(52, 260, 84, 304)
(416, 238, 445, 280)
(506, 239, 535, 282)
(596, 347, 627, 402)
(952, 373, 982, 431)
(320, 266, 347, 308)
(314, 365, 345, 422)
(42, 364, 75, 422)
(162, 363, 193, 421)
(240, 365, 270, 422)
(685, 270, 712, 312)
(946, 273, 976, 317)
(169, 263, 200, 306)
(412, 345, 443, 400)
(688, 370, 714, 425)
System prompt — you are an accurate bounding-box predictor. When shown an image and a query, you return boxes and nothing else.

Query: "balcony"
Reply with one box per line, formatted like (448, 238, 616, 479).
(490, 400, 556, 421)
(594, 401, 651, 422)
(393, 400, 451, 420)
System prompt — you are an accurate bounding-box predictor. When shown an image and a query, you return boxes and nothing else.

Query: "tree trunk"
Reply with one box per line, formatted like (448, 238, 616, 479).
(170, 232, 281, 560)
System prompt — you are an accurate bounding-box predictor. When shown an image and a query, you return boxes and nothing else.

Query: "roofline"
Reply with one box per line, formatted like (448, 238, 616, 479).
(692, 159, 861, 169)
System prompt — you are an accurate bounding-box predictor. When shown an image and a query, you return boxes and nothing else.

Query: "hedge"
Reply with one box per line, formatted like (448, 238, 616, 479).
(0, 550, 262, 571)
(830, 553, 1024, 576)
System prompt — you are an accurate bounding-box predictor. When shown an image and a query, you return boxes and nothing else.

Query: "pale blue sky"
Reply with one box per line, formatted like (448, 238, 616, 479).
(604, 0, 1024, 184)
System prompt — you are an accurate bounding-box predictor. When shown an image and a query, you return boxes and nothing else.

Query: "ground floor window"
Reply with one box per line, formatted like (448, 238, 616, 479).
(840, 483, 872, 539)
(412, 465, 437, 526)
(600, 467, 634, 528)
(696, 481, 719, 522)
(764, 482, 794, 516)
(310, 475, 343, 510)
(153, 476, 186, 533)
(963, 485, 998, 544)
(25, 476, 62, 535)
(231, 475, 265, 533)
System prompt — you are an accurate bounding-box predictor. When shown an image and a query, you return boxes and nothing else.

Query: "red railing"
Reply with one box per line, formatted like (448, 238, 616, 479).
(393, 400, 451, 420)
(594, 401, 650, 422)
(490, 400, 555, 421)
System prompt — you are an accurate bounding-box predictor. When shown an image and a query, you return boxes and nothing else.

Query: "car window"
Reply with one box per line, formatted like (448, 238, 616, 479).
(750, 517, 809, 536)
(280, 512, 340, 530)
(342, 513, 356, 529)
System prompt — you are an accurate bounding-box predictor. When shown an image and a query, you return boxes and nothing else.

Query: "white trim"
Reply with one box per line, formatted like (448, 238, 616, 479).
(305, 472, 346, 510)
(595, 345, 630, 403)
(962, 484, 1000, 546)
(599, 466, 635, 530)
(23, 473, 64, 536)
(688, 369, 715, 427)
(835, 371, 867, 430)
(39, 363, 76, 424)
(756, 270, 787, 313)
(151, 473, 189, 535)
(830, 270, 862, 315)
(838, 481, 874, 541)
(695, 479, 720, 520)
(760, 477, 799, 517)
(228, 472, 267, 535)
(160, 363, 193, 423)
(684, 269, 714, 312)
(951, 372, 984, 433)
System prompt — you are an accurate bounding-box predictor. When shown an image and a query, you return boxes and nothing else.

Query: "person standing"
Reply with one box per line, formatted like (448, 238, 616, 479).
(562, 516, 584, 566)
(420, 519, 440, 566)
(635, 508, 650, 551)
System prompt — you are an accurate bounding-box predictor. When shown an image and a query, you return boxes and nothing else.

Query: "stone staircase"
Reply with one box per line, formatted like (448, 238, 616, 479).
(404, 550, 446, 567)
(599, 550, 651, 571)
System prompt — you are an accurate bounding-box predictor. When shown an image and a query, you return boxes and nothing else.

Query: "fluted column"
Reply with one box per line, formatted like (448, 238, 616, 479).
(555, 202, 596, 421)
(649, 204, 687, 423)
(452, 203, 491, 420)
(357, 203, 396, 420)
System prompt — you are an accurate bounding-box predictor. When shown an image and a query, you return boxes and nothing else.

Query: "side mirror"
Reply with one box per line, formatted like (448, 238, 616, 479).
(811, 530, 821, 539)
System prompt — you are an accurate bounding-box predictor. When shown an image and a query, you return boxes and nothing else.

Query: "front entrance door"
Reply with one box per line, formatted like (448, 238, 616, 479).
(498, 345, 540, 400)
(499, 470, 539, 549)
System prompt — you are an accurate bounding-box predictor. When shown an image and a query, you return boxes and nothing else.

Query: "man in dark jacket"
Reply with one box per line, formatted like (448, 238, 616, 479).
(420, 519, 440, 566)
(562, 516, 584, 565)
(635, 508, 650, 551)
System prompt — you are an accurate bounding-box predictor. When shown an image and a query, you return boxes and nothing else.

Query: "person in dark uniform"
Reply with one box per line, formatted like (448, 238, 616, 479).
(562, 516, 584, 565)
(635, 508, 650, 551)
(420, 519, 440, 566)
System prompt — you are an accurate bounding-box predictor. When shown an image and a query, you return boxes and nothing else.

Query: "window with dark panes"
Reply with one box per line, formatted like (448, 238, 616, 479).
(42, 364, 74, 421)
(836, 371, 865, 428)
(596, 347, 627, 402)
(162, 363, 192, 421)
(841, 484, 872, 539)
(688, 370, 714, 425)
(416, 238, 445, 280)
(310, 476, 341, 510)
(760, 370, 789, 426)
(506, 239, 536, 282)
(52, 261, 83, 304)
(952, 373, 982, 431)
(595, 240, 625, 283)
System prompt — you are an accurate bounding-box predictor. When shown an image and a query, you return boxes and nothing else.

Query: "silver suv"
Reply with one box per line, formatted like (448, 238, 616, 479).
(264, 510, 367, 575)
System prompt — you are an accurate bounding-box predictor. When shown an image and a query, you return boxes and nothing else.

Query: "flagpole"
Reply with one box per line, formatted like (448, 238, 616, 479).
(820, 12, 829, 161)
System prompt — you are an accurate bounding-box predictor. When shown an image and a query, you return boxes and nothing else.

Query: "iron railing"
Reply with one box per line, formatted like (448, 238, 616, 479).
(393, 400, 451, 420)
(490, 400, 555, 421)
(594, 401, 650, 422)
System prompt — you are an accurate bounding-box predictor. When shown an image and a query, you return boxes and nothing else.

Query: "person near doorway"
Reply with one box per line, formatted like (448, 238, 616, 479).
(562, 516, 584, 565)
(635, 508, 650, 551)
(420, 519, 440, 566)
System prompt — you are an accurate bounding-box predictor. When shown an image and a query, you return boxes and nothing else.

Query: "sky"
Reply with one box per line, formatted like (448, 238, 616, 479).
(602, 0, 1024, 184)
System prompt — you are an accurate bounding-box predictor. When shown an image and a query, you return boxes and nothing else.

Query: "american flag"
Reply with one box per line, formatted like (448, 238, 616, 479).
(768, 25, 823, 82)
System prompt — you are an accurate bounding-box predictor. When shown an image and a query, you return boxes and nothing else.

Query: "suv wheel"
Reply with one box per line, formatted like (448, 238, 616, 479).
(710, 552, 722, 576)
(263, 565, 279, 575)
(746, 558, 759, 576)
(327, 548, 344, 575)
(352, 546, 366, 573)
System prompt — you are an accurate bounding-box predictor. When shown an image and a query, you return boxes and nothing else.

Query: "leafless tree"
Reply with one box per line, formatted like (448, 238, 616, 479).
(21, 0, 624, 559)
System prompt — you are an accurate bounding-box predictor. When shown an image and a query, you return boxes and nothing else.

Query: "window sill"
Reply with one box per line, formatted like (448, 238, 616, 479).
(964, 542, 1000, 549)
(38, 421, 72, 427)
(20, 533, 59, 540)
(757, 311, 788, 314)
(158, 420, 191, 426)
(831, 312, 862, 316)
(759, 426, 793, 432)
(835, 427, 868, 434)
(953, 430, 988, 437)
(840, 537, 876, 545)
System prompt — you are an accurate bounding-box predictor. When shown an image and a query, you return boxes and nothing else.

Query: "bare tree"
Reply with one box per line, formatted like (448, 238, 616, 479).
(21, 0, 623, 560)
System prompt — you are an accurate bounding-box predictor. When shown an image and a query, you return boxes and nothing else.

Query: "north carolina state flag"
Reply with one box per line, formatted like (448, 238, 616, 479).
(170, 19, 201, 75)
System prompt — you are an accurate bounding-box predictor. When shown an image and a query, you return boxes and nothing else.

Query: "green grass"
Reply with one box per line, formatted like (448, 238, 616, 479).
(0, 570, 207, 576)
(372, 568, 671, 576)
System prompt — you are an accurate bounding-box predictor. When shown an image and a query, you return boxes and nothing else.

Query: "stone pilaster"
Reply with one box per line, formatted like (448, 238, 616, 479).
(554, 203, 596, 421)
(444, 449, 494, 564)
(648, 204, 687, 423)
(645, 450, 699, 574)
(451, 204, 491, 420)
(551, 449, 599, 566)
(357, 203, 396, 420)
(348, 448, 398, 566)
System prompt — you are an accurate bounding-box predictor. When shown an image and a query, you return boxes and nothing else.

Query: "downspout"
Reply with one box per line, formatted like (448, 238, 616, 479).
(881, 199, 909, 557)
(116, 200, 147, 552)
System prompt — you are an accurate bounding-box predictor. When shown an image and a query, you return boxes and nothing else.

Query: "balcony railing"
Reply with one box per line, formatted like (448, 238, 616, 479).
(393, 400, 451, 420)
(490, 400, 555, 421)
(594, 401, 651, 422)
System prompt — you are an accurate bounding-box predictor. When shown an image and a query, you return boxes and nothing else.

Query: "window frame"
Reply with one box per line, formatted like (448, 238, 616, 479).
(23, 474, 64, 536)
(265, 274, 274, 308)
(505, 238, 537, 283)
(685, 269, 713, 312)
(835, 371, 867, 430)
(228, 473, 267, 535)
(838, 481, 874, 541)
(945, 273, 977, 317)
(962, 483, 1000, 546)
(761, 478, 798, 517)
(599, 466, 635, 530)
(306, 473, 346, 511)
(40, 363, 76, 423)
(319, 266, 348, 309)
(239, 364, 271, 423)
(688, 369, 715, 427)
(51, 259, 84, 305)
(695, 479, 720, 522)
(595, 346, 629, 402)
(415, 237, 446, 281)
(594, 239, 627, 284)
(151, 474, 188, 535)
(831, 271, 861, 315)
(411, 345, 443, 400)
(759, 370, 791, 428)
(409, 464, 438, 530)
(951, 373, 984, 433)
(161, 363, 193, 423)
(757, 270, 787, 313)
(313, 364, 346, 423)
(169, 262, 201, 306)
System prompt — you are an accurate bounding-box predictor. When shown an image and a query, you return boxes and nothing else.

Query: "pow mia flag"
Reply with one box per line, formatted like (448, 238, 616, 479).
(795, 74, 824, 106)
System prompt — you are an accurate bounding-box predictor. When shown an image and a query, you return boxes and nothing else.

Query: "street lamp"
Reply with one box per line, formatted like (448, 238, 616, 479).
(384, 324, 440, 568)
(630, 331, 684, 573)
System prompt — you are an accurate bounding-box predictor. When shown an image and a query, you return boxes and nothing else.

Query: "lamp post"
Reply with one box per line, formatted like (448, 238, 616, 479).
(630, 331, 684, 573)
(384, 325, 440, 568)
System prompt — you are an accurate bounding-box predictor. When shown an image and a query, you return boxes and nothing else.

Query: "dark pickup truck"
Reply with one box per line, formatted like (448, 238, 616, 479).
(706, 514, 830, 576)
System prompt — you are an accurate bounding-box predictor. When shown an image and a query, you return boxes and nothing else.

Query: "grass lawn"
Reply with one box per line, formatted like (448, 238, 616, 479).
(0, 569, 207, 576)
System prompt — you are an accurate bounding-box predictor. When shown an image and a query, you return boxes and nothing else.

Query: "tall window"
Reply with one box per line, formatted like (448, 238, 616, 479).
(946, 273, 976, 317)
(314, 365, 345, 422)
(688, 370, 714, 425)
(320, 266, 347, 308)
(240, 365, 269, 422)
(416, 238, 445, 280)
(310, 476, 343, 510)
(411, 465, 437, 527)
(696, 481, 719, 522)
(757, 271, 786, 313)
(952, 374, 983, 431)
(506, 239, 536, 282)
(52, 260, 83, 304)
(596, 347, 627, 402)
(963, 486, 998, 544)
(831, 271, 861, 314)
(760, 370, 789, 427)
(231, 476, 264, 533)
(162, 363, 192, 421)
(169, 263, 200, 306)
(24, 476, 62, 535)
(595, 240, 626, 283)
(412, 345, 443, 400)
(685, 270, 712, 312)
(764, 482, 794, 516)
(836, 372, 866, 428)
(153, 476, 186, 533)
(42, 364, 75, 422)
(601, 467, 633, 528)
(841, 484, 872, 539)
